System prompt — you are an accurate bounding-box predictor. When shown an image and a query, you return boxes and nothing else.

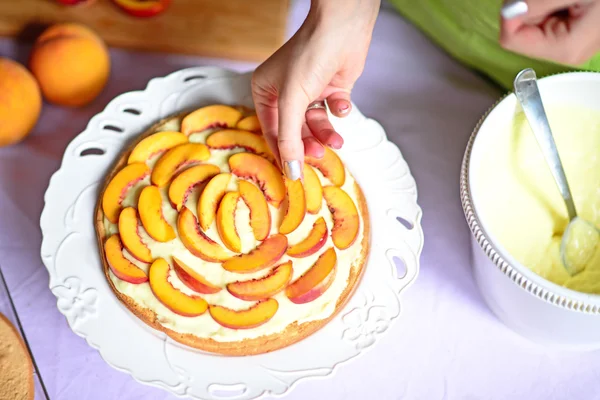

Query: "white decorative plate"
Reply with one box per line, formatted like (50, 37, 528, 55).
(40, 67, 424, 400)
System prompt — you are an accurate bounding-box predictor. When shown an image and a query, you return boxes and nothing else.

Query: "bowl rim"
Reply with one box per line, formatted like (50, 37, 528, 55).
(460, 70, 600, 315)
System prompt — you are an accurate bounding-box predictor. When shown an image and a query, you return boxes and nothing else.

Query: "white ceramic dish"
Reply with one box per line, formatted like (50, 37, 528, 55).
(460, 71, 600, 350)
(39, 67, 424, 399)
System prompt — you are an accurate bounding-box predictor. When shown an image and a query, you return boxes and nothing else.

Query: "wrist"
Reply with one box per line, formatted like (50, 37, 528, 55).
(308, 0, 380, 30)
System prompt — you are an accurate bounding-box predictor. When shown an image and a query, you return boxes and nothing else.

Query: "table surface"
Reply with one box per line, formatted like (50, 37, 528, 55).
(1, 1, 600, 400)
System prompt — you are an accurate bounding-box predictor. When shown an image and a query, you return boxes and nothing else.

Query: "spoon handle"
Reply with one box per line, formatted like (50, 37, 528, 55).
(513, 68, 578, 221)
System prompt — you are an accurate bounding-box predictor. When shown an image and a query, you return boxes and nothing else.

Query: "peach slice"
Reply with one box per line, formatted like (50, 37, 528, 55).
(323, 186, 359, 250)
(198, 173, 232, 231)
(177, 207, 231, 262)
(102, 162, 149, 223)
(236, 115, 261, 133)
(149, 258, 208, 317)
(305, 146, 345, 186)
(118, 207, 152, 263)
(168, 164, 220, 211)
(209, 298, 278, 329)
(303, 164, 323, 214)
(227, 261, 292, 301)
(151, 143, 210, 187)
(229, 153, 285, 207)
(104, 235, 148, 284)
(181, 105, 243, 136)
(279, 179, 306, 235)
(287, 217, 328, 258)
(222, 234, 287, 273)
(286, 247, 337, 304)
(206, 129, 274, 163)
(172, 256, 221, 294)
(216, 191, 242, 253)
(238, 180, 271, 241)
(128, 131, 188, 164)
(138, 185, 176, 242)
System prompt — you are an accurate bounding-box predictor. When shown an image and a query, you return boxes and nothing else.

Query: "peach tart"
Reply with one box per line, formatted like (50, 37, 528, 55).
(95, 104, 370, 355)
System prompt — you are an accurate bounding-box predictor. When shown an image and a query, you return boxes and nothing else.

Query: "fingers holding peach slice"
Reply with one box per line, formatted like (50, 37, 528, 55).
(236, 115, 261, 133)
(138, 185, 176, 242)
(229, 153, 285, 208)
(305, 147, 345, 187)
(287, 217, 328, 258)
(323, 186, 359, 250)
(128, 131, 188, 164)
(216, 191, 242, 253)
(118, 207, 152, 263)
(102, 162, 150, 223)
(303, 164, 323, 214)
(105, 235, 148, 284)
(239, 180, 271, 241)
(181, 105, 243, 136)
(206, 129, 274, 163)
(151, 143, 210, 187)
(198, 173, 232, 231)
(279, 178, 306, 235)
(286, 247, 337, 304)
(227, 261, 292, 301)
(149, 258, 208, 317)
(178, 207, 231, 262)
(172, 256, 221, 294)
(168, 164, 220, 211)
(222, 234, 287, 273)
(209, 298, 278, 330)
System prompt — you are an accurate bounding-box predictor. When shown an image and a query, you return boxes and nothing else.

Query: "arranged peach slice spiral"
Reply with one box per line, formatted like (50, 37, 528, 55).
(206, 129, 275, 163)
(102, 162, 149, 223)
(279, 178, 306, 235)
(118, 207, 152, 263)
(181, 104, 243, 136)
(227, 261, 293, 301)
(105, 235, 148, 284)
(228, 153, 285, 208)
(177, 207, 231, 262)
(323, 186, 360, 250)
(138, 185, 176, 242)
(149, 258, 208, 317)
(305, 146, 345, 186)
(168, 164, 220, 211)
(216, 191, 242, 253)
(151, 143, 210, 187)
(238, 180, 271, 241)
(172, 256, 221, 294)
(286, 247, 337, 304)
(222, 234, 287, 273)
(303, 164, 323, 214)
(236, 115, 261, 132)
(128, 131, 188, 164)
(198, 173, 232, 231)
(209, 298, 279, 329)
(287, 217, 328, 258)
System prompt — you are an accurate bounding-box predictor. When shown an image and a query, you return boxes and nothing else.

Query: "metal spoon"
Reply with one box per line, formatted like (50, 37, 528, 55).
(513, 68, 599, 276)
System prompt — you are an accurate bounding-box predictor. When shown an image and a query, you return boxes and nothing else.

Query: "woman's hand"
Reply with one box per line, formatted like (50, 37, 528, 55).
(500, 0, 600, 65)
(251, 0, 380, 181)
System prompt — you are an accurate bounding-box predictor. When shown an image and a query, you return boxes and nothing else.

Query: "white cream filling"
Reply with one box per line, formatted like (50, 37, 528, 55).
(104, 119, 366, 342)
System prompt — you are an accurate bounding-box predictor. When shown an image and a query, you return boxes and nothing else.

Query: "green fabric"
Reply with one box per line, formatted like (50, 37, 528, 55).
(388, 0, 600, 89)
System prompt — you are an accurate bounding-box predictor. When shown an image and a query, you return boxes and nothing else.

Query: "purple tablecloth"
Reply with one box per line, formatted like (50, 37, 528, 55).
(1, 1, 599, 399)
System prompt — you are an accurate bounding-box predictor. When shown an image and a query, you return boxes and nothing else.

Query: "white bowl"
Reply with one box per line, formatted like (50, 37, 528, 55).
(460, 71, 600, 351)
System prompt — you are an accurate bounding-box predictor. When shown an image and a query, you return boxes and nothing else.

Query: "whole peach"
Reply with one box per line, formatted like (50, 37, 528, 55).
(0, 58, 42, 147)
(29, 23, 110, 107)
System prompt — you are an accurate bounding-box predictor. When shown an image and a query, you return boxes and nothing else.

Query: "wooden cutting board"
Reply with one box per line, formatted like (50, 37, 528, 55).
(0, 0, 289, 61)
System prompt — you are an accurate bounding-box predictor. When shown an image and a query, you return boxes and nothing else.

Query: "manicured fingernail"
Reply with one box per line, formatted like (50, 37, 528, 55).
(284, 160, 303, 181)
(337, 101, 350, 114)
(501, 0, 528, 19)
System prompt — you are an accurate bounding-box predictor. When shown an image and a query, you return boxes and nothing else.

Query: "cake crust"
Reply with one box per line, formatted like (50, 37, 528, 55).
(94, 110, 370, 356)
(0, 313, 34, 400)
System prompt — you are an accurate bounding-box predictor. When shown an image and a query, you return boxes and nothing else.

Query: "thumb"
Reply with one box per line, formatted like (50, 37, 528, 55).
(277, 84, 310, 181)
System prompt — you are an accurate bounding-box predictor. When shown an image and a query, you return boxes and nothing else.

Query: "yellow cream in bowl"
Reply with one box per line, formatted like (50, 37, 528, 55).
(476, 104, 600, 294)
